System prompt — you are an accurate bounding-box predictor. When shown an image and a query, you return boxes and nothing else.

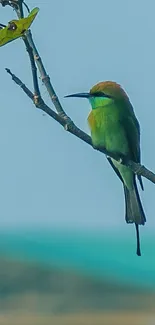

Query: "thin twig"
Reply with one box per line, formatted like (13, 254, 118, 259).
(2, 1, 155, 185)
(16, 1, 73, 122)
(11, 1, 41, 101)
(26, 30, 67, 118)
(17, 0, 24, 18)
(6, 68, 33, 99)
(5, 67, 155, 184)
(12, 1, 40, 102)
(14, 1, 67, 117)
(22, 36, 41, 100)
(9, 0, 41, 104)
(14, 1, 58, 111)
(23, 1, 30, 13)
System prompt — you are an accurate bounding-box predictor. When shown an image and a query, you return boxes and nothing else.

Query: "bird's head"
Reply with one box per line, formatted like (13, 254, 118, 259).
(65, 81, 129, 110)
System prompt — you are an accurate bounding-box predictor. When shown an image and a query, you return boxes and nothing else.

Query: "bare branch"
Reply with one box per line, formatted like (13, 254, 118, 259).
(1, 1, 155, 185)
(5, 67, 155, 185)
(18, 1, 24, 18)
(26, 30, 68, 118)
(12, 1, 67, 117)
(23, 1, 30, 13)
(6, 68, 33, 100)
(22, 36, 41, 100)
(11, 1, 42, 105)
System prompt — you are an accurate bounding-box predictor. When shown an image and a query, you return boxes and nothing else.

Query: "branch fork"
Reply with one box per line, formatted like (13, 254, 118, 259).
(2, 0, 155, 185)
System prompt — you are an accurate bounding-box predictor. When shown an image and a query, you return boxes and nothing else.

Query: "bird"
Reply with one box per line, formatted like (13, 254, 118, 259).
(65, 81, 146, 256)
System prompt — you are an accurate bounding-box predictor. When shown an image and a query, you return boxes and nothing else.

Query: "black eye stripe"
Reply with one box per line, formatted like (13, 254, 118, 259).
(94, 91, 105, 97)
(91, 92, 112, 98)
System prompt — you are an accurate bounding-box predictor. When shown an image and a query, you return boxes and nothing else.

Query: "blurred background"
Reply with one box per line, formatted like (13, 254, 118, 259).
(0, 0, 155, 324)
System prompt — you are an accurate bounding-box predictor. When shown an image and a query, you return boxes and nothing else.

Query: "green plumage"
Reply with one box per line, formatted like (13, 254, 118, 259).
(87, 84, 146, 256)
(65, 81, 146, 256)
(88, 98, 139, 190)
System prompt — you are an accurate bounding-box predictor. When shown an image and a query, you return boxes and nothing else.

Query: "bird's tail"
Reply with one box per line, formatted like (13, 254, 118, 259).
(124, 178, 146, 256)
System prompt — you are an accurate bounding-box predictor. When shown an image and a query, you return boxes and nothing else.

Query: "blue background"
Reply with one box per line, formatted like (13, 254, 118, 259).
(0, 0, 154, 289)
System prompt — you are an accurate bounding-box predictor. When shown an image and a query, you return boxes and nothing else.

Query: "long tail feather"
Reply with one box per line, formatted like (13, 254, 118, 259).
(124, 178, 146, 256)
(107, 157, 146, 256)
(135, 224, 141, 256)
(124, 179, 146, 225)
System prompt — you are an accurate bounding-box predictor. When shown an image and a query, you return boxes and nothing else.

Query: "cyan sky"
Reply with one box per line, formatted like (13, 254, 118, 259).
(0, 0, 154, 239)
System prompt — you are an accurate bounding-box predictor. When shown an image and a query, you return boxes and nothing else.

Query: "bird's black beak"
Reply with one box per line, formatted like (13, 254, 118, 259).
(64, 92, 91, 99)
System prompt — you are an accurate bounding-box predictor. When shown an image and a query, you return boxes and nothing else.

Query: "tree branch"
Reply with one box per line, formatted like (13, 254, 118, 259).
(22, 36, 41, 100)
(14, 0, 67, 117)
(25, 30, 67, 118)
(1, 0, 155, 185)
(5, 68, 33, 100)
(5, 67, 155, 184)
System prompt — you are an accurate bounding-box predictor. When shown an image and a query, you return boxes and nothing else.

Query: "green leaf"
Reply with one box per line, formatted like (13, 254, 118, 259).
(0, 7, 39, 47)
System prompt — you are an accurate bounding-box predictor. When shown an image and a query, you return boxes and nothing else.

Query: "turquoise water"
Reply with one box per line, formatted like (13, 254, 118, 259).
(0, 229, 154, 289)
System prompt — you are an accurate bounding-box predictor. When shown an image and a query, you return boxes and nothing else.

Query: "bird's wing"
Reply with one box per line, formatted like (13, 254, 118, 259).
(107, 157, 123, 183)
(121, 113, 144, 190)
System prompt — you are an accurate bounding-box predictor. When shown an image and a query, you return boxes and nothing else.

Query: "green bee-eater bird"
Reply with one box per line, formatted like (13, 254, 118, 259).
(65, 81, 146, 256)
